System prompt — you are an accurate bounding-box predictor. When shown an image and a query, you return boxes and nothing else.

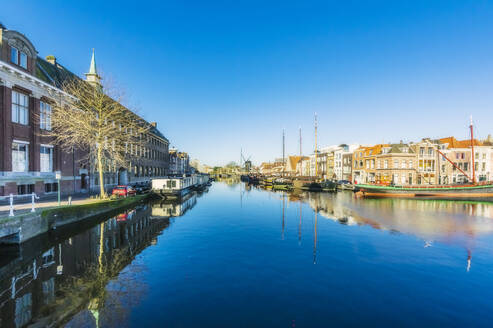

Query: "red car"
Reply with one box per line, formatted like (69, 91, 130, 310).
(112, 185, 136, 197)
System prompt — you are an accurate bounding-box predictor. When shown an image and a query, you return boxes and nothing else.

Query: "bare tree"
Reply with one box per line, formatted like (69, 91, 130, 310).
(44, 79, 150, 198)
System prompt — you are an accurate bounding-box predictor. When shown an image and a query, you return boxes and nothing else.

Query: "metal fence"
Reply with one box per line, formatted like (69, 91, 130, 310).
(0, 193, 40, 217)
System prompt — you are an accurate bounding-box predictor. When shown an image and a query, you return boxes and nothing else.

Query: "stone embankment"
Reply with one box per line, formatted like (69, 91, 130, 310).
(0, 194, 151, 244)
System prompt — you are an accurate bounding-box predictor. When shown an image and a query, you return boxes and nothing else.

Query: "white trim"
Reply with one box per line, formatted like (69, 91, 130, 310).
(40, 144, 54, 148)
(13, 139, 30, 145)
(0, 61, 71, 97)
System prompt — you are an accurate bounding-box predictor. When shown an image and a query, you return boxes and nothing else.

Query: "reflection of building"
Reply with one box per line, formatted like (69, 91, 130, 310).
(0, 204, 172, 327)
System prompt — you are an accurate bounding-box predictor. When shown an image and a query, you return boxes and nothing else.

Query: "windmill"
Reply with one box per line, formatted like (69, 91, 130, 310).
(240, 148, 252, 172)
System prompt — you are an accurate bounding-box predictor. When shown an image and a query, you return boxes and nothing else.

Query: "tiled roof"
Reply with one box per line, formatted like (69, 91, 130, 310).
(439, 136, 483, 149)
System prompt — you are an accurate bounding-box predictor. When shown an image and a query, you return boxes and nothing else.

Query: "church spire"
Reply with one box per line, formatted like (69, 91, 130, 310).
(85, 48, 101, 86)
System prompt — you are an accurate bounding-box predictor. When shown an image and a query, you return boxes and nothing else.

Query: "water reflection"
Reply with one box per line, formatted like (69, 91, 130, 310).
(0, 191, 205, 328)
(260, 184, 493, 272)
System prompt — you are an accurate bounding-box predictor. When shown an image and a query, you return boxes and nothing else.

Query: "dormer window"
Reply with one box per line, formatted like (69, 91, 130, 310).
(11, 46, 28, 69)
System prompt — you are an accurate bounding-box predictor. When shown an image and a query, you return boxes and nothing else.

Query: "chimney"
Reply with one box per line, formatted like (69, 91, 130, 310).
(46, 55, 56, 65)
(150, 122, 157, 128)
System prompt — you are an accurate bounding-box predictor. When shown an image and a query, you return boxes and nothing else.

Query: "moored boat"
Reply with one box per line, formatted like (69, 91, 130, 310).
(357, 118, 493, 201)
(356, 183, 493, 201)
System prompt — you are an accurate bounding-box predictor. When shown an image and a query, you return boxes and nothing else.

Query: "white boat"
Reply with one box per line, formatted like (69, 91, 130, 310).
(151, 174, 209, 199)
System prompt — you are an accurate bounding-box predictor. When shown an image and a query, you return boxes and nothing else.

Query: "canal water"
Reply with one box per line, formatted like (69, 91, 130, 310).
(2, 181, 493, 327)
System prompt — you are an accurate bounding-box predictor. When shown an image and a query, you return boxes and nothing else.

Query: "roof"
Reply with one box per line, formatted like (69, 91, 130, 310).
(439, 136, 483, 149)
(36, 56, 80, 88)
(35, 56, 169, 143)
(386, 143, 414, 154)
(363, 144, 389, 156)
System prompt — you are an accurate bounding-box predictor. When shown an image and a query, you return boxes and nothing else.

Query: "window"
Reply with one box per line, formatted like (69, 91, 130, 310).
(20, 52, 27, 68)
(15, 293, 32, 328)
(18, 184, 34, 195)
(12, 91, 29, 125)
(42, 278, 55, 304)
(420, 147, 424, 155)
(401, 160, 406, 169)
(10, 47, 27, 69)
(12, 142, 28, 172)
(464, 163, 468, 171)
(409, 160, 413, 168)
(40, 146, 54, 172)
(428, 148, 433, 156)
(394, 160, 398, 168)
(384, 160, 388, 169)
(11, 47, 19, 65)
(45, 183, 58, 193)
(40, 101, 52, 130)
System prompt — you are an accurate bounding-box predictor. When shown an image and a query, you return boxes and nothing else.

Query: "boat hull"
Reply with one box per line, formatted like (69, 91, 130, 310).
(357, 184, 493, 201)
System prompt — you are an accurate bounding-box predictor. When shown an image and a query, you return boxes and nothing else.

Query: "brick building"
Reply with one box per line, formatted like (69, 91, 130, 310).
(0, 23, 169, 196)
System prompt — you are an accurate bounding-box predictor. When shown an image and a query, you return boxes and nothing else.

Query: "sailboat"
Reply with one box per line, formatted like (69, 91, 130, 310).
(293, 113, 336, 192)
(356, 119, 493, 201)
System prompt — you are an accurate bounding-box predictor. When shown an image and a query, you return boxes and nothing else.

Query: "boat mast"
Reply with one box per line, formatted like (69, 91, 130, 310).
(470, 116, 476, 184)
(282, 129, 285, 177)
(299, 126, 302, 156)
(314, 113, 318, 178)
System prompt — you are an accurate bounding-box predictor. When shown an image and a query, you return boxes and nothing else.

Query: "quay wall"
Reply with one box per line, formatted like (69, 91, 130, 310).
(0, 194, 151, 244)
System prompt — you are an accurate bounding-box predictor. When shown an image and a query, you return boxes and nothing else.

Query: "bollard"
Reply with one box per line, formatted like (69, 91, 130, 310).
(31, 192, 36, 213)
(9, 194, 14, 217)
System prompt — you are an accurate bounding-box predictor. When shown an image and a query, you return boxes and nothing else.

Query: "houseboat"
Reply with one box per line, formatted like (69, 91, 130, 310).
(151, 174, 209, 199)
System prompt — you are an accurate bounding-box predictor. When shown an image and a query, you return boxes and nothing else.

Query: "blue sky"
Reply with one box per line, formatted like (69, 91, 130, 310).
(3, 1, 493, 165)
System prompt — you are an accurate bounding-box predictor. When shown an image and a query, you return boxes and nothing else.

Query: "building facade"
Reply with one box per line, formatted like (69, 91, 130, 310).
(0, 23, 169, 196)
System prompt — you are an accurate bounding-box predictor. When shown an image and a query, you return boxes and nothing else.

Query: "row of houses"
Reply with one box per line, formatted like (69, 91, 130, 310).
(0, 23, 190, 197)
(259, 135, 493, 186)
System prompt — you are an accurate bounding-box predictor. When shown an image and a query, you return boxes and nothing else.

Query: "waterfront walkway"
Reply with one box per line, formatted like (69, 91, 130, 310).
(0, 194, 96, 218)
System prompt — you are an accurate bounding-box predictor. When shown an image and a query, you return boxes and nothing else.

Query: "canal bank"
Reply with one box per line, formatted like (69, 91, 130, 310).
(0, 194, 152, 244)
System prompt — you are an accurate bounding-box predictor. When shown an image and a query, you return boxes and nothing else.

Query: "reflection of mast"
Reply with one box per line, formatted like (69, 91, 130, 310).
(313, 211, 318, 264)
(313, 197, 318, 264)
(298, 201, 302, 244)
(467, 249, 472, 272)
(281, 193, 285, 240)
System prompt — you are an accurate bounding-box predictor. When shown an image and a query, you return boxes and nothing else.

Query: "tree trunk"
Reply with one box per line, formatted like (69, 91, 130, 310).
(97, 146, 106, 198)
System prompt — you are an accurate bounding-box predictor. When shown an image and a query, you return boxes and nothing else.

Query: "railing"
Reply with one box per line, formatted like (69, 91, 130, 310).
(0, 193, 40, 217)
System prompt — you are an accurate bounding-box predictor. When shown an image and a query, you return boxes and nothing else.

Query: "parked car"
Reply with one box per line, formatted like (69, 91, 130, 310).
(112, 185, 137, 197)
(130, 182, 151, 194)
